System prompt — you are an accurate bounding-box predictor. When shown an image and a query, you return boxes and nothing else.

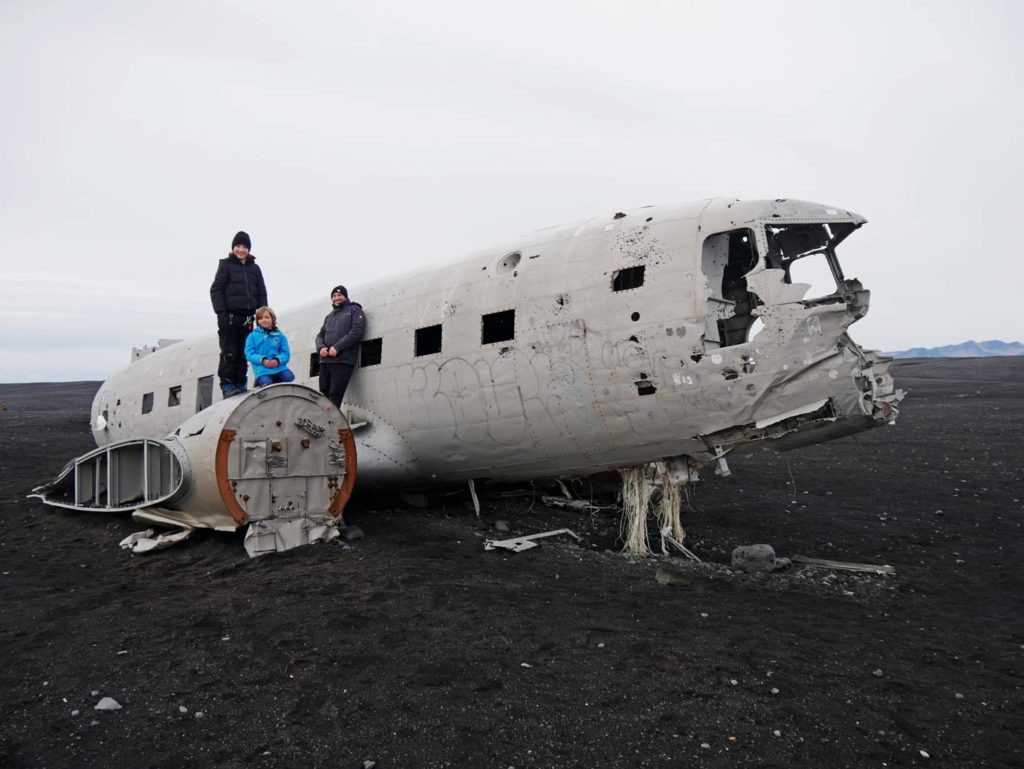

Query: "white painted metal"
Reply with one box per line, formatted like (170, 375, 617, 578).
(484, 528, 582, 552)
(30, 439, 183, 512)
(83, 198, 902, 491)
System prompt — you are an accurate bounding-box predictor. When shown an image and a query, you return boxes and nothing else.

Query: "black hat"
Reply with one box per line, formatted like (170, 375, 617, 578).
(232, 231, 251, 249)
(331, 285, 348, 297)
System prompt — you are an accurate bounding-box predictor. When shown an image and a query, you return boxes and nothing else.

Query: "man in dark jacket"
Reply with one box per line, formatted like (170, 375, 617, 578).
(315, 285, 366, 408)
(210, 231, 268, 396)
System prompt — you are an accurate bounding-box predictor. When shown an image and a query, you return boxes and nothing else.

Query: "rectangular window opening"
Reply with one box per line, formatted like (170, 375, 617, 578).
(702, 228, 760, 349)
(360, 338, 383, 367)
(415, 324, 442, 356)
(635, 381, 658, 397)
(482, 309, 515, 344)
(168, 385, 182, 407)
(309, 352, 321, 377)
(141, 392, 154, 414)
(612, 265, 645, 291)
(195, 375, 214, 412)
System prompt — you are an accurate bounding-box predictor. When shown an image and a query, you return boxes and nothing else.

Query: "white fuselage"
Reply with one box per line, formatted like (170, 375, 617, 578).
(91, 198, 898, 486)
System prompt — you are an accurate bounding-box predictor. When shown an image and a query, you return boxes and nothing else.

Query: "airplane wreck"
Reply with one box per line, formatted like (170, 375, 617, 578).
(32, 198, 904, 556)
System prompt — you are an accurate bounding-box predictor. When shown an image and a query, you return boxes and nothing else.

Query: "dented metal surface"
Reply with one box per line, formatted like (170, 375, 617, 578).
(37, 197, 902, 551)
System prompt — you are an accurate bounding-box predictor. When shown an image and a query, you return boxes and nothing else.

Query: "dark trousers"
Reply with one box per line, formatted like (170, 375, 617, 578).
(217, 314, 251, 389)
(319, 363, 354, 409)
(255, 369, 296, 387)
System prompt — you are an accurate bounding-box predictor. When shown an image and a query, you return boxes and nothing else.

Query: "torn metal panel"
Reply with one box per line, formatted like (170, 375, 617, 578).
(755, 399, 829, 429)
(130, 505, 232, 532)
(244, 517, 340, 558)
(120, 526, 194, 554)
(484, 528, 582, 552)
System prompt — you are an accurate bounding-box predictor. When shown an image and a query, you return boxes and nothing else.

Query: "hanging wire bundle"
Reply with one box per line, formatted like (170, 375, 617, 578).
(620, 465, 655, 554)
(657, 463, 684, 553)
(620, 462, 689, 555)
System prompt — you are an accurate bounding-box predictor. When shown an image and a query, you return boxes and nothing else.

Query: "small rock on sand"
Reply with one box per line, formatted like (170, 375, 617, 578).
(731, 544, 779, 573)
(655, 564, 691, 585)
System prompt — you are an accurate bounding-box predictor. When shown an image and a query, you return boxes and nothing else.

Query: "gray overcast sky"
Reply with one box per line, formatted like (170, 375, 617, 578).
(2, 0, 1021, 382)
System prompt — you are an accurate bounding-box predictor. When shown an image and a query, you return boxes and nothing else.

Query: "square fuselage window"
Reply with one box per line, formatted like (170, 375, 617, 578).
(168, 385, 182, 407)
(415, 325, 442, 356)
(612, 265, 645, 291)
(361, 338, 383, 367)
(196, 375, 214, 412)
(141, 392, 154, 414)
(482, 309, 515, 344)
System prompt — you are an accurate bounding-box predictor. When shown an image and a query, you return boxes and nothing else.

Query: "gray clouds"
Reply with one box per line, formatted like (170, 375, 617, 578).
(2, 0, 1021, 380)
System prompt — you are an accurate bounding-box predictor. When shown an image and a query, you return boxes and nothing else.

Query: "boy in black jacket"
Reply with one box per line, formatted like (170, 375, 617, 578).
(315, 285, 366, 408)
(210, 231, 268, 396)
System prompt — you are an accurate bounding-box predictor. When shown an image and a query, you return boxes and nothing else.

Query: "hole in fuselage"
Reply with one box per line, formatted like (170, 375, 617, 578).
(636, 381, 657, 396)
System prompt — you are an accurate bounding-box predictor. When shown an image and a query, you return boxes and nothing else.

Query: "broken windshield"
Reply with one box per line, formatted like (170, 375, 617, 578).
(763, 221, 859, 300)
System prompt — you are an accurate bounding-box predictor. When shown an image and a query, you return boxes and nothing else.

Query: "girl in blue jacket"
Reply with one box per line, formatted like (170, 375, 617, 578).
(245, 306, 296, 387)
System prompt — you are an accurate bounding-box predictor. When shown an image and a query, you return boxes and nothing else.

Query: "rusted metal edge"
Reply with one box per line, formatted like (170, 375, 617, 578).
(215, 429, 249, 524)
(328, 428, 358, 517)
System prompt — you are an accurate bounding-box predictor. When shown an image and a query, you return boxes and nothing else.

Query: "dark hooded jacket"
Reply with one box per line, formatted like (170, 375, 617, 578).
(210, 253, 268, 316)
(315, 301, 366, 366)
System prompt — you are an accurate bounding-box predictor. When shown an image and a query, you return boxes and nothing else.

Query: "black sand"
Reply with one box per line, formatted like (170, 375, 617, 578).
(1, 358, 1021, 768)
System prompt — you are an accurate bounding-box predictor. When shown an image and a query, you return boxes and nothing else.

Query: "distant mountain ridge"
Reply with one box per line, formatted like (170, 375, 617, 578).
(888, 340, 1024, 359)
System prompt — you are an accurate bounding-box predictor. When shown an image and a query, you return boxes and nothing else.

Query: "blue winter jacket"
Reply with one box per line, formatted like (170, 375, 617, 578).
(244, 327, 293, 379)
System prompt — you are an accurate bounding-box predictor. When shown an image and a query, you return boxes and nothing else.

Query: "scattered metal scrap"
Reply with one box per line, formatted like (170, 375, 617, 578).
(484, 528, 582, 553)
(120, 526, 194, 554)
(660, 526, 702, 562)
(792, 555, 895, 576)
(539, 495, 609, 512)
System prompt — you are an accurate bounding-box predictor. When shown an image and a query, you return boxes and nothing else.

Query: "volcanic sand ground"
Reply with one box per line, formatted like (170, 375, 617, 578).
(0, 358, 1021, 768)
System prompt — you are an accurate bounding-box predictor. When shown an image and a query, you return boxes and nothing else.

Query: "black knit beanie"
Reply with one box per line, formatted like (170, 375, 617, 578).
(232, 231, 251, 249)
(331, 285, 348, 298)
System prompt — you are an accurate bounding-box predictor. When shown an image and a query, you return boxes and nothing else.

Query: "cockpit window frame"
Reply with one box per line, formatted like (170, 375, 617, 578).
(762, 221, 861, 296)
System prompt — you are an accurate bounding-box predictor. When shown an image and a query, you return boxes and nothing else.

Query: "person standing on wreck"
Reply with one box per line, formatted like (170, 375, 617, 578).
(210, 231, 268, 397)
(315, 285, 365, 409)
